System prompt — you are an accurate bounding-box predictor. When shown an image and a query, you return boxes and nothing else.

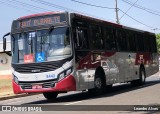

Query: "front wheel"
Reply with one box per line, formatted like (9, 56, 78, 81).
(88, 76, 105, 96)
(43, 92, 58, 100)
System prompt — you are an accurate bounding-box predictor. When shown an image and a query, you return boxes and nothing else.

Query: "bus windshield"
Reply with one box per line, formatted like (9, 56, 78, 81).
(12, 27, 72, 64)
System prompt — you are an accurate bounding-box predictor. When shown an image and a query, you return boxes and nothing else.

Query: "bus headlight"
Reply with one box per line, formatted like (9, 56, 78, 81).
(66, 67, 72, 75)
(58, 67, 73, 81)
(58, 72, 65, 81)
(13, 76, 19, 84)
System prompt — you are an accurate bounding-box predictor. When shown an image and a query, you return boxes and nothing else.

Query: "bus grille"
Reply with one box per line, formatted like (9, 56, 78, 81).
(12, 62, 60, 73)
(19, 80, 56, 89)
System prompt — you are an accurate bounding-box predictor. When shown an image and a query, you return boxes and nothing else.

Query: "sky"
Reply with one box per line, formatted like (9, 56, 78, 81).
(0, 0, 160, 41)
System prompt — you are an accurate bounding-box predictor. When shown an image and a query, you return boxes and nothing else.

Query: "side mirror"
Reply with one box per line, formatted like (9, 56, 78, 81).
(3, 32, 10, 52)
(3, 38, 6, 52)
(48, 25, 54, 34)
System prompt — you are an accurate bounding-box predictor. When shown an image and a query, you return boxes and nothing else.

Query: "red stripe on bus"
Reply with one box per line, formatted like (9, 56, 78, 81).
(12, 75, 76, 94)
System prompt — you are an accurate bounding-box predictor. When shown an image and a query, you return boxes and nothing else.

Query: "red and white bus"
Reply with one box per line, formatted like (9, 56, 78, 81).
(3, 11, 159, 100)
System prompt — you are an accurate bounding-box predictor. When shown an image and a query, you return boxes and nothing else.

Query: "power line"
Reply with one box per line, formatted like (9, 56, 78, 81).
(30, 0, 96, 17)
(0, 0, 36, 13)
(6, 0, 51, 12)
(1, 0, 159, 31)
(30, 0, 81, 13)
(119, 0, 139, 20)
(121, 0, 160, 17)
(119, 9, 157, 29)
(30, 0, 111, 22)
(122, 0, 160, 14)
(70, 0, 159, 30)
(71, 0, 115, 9)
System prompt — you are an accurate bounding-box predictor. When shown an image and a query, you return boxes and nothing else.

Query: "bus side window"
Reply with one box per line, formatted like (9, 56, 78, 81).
(104, 27, 117, 51)
(90, 25, 104, 49)
(137, 33, 144, 52)
(143, 34, 150, 52)
(116, 30, 128, 51)
(130, 32, 137, 52)
(150, 35, 157, 52)
(75, 27, 88, 50)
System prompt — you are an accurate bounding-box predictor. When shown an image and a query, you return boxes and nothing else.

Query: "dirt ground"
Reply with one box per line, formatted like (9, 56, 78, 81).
(0, 75, 12, 79)
(0, 75, 13, 96)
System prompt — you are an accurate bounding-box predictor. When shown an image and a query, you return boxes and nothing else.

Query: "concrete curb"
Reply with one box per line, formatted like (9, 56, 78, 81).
(0, 93, 39, 101)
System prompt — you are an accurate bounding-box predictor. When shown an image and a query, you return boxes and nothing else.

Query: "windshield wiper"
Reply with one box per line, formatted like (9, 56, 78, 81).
(48, 25, 54, 34)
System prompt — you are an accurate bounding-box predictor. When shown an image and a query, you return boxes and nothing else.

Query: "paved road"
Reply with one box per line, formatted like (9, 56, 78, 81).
(0, 74, 160, 114)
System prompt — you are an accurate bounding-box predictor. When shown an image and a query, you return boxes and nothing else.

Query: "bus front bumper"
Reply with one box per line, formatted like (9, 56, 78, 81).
(12, 75, 76, 94)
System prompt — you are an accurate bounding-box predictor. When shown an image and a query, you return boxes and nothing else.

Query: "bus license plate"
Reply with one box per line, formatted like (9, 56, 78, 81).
(32, 84, 42, 89)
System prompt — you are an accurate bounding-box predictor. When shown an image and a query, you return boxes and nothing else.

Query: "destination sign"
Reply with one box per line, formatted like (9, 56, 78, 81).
(13, 14, 67, 29)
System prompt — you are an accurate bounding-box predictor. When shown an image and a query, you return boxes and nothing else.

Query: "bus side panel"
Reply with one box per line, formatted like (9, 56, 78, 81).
(75, 51, 118, 91)
(135, 52, 159, 78)
(116, 52, 139, 82)
(149, 53, 159, 76)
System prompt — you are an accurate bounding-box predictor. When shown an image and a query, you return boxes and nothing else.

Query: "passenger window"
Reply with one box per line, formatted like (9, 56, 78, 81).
(116, 30, 128, 51)
(91, 25, 104, 49)
(104, 28, 117, 51)
(75, 27, 89, 50)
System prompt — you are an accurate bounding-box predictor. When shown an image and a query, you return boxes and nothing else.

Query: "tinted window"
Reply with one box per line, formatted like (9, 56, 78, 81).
(104, 27, 117, 51)
(137, 33, 144, 52)
(116, 30, 128, 51)
(91, 25, 104, 49)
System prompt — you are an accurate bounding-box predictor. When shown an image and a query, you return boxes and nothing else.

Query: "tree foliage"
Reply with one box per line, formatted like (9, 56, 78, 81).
(156, 33, 160, 53)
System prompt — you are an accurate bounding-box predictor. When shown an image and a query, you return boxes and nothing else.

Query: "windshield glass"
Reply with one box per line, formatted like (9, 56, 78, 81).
(12, 27, 72, 64)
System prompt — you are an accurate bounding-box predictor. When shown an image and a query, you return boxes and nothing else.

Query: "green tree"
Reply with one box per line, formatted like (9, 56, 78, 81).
(156, 33, 160, 54)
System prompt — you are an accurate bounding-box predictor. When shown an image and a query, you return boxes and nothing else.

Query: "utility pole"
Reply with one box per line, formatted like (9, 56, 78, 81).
(115, 0, 120, 24)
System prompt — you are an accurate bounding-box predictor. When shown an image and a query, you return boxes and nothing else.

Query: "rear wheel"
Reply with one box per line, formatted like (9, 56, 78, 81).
(131, 68, 146, 86)
(43, 92, 58, 100)
(138, 68, 146, 85)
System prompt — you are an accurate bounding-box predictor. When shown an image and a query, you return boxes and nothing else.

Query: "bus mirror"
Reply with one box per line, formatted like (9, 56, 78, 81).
(3, 32, 10, 52)
(3, 38, 6, 52)
(48, 25, 54, 34)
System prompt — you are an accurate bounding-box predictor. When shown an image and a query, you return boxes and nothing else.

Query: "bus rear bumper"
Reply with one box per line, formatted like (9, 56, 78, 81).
(12, 75, 76, 94)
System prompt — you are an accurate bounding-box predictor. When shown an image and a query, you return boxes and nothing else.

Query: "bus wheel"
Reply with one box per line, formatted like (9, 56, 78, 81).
(131, 68, 146, 86)
(93, 76, 105, 95)
(43, 92, 58, 100)
(138, 68, 146, 85)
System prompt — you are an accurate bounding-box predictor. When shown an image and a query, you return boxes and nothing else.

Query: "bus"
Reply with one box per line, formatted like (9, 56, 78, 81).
(3, 11, 159, 100)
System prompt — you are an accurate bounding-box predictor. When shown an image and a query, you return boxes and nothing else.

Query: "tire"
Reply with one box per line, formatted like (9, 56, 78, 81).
(131, 68, 146, 86)
(138, 68, 146, 85)
(43, 92, 58, 100)
(89, 75, 105, 96)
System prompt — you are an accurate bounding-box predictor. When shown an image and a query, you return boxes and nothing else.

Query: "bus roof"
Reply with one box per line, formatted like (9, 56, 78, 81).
(17, 11, 154, 35)
(18, 11, 65, 20)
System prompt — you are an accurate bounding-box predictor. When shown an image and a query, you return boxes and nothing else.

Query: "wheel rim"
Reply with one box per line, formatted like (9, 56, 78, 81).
(141, 71, 145, 82)
(95, 78, 102, 89)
